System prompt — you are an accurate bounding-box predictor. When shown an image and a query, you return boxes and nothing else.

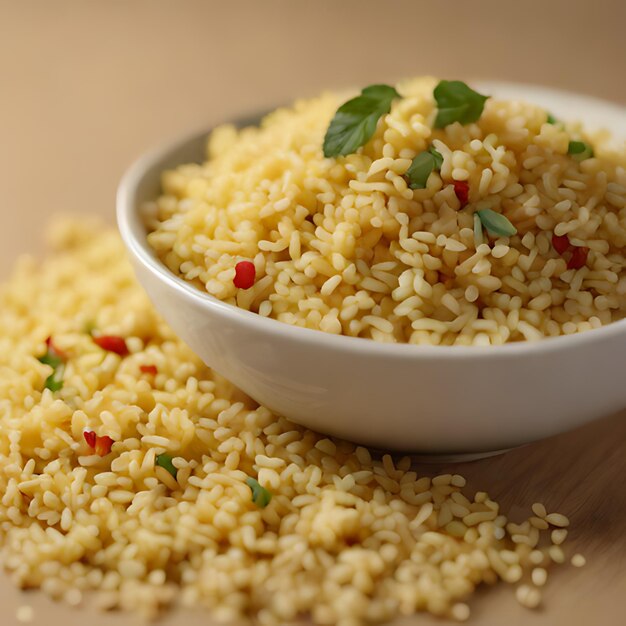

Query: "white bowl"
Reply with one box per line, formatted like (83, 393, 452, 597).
(117, 82, 626, 454)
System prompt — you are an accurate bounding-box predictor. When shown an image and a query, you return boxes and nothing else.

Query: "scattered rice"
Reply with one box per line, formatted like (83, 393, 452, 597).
(531, 502, 547, 518)
(147, 77, 626, 346)
(551, 528, 568, 545)
(545, 512, 570, 527)
(515, 584, 542, 609)
(15, 606, 34, 624)
(531, 567, 548, 587)
(0, 221, 585, 622)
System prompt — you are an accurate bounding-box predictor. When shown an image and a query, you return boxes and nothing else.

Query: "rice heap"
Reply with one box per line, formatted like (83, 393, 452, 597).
(1, 221, 582, 623)
(147, 77, 626, 345)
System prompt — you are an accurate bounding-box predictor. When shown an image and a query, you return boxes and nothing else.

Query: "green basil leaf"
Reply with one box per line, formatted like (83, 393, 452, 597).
(546, 113, 557, 125)
(156, 453, 178, 478)
(44, 363, 65, 392)
(246, 477, 272, 508)
(568, 140, 594, 162)
(476, 209, 517, 237)
(434, 80, 489, 128)
(429, 146, 444, 169)
(323, 84, 400, 157)
(405, 147, 443, 189)
(567, 141, 586, 154)
(38, 342, 65, 392)
(38, 352, 63, 369)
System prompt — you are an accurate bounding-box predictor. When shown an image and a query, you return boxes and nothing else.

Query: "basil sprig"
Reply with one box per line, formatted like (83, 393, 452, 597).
(568, 140, 594, 162)
(405, 147, 443, 189)
(546, 113, 557, 125)
(246, 477, 272, 508)
(476, 209, 517, 237)
(156, 453, 178, 479)
(434, 80, 489, 128)
(323, 84, 400, 157)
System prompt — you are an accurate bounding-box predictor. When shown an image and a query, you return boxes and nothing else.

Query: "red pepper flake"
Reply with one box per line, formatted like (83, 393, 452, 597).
(552, 233, 571, 256)
(83, 430, 97, 448)
(139, 364, 158, 375)
(567, 246, 589, 270)
(94, 435, 114, 457)
(233, 261, 256, 290)
(452, 180, 470, 207)
(83, 430, 114, 456)
(93, 335, 129, 356)
(83, 430, 115, 456)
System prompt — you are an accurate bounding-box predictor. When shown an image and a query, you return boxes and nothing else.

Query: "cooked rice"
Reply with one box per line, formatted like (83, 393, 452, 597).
(0, 221, 581, 622)
(147, 77, 626, 345)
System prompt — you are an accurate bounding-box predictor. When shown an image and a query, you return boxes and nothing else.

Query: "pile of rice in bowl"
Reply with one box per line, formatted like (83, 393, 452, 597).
(147, 77, 626, 345)
(0, 220, 585, 623)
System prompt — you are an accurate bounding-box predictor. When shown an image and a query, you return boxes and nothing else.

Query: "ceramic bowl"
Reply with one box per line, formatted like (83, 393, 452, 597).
(117, 82, 626, 455)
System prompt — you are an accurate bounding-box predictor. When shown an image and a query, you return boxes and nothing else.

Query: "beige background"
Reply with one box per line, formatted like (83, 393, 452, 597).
(1, 1, 625, 625)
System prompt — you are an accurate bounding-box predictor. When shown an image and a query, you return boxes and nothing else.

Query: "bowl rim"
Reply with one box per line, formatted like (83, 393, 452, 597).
(116, 80, 626, 360)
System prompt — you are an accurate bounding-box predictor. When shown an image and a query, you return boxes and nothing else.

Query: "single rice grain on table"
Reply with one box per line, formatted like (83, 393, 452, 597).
(147, 76, 626, 346)
(0, 220, 583, 623)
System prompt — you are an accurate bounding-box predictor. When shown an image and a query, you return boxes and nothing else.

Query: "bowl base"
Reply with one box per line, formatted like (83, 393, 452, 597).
(409, 448, 513, 464)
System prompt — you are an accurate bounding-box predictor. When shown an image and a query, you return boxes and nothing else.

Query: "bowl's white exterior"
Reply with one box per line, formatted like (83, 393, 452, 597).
(117, 83, 626, 453)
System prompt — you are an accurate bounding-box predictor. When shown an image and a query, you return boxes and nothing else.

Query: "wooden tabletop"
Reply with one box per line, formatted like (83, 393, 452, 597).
(1, 1, 625, 625)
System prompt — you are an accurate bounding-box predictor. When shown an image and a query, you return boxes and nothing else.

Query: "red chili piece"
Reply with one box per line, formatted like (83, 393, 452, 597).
(140, 364, 158, 375)
(552, 233, 571, 256)
(567, 246, 589, 270)
(94, 435, 114, 457)
(83, 430, 97, 448)
(233, 261, 256, 290)
(83, 430, 113, 456)
(452, 180, 470, 207)
(93, 335, 129, 356)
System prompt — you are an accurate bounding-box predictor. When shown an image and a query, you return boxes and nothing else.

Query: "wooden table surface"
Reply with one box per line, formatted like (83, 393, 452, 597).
(1, 1, 625, 625)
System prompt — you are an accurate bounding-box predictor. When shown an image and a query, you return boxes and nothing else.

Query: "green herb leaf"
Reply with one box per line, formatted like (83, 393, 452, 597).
(473, 213, 484, 247)
(38, 352, 63, 369)
(323, 84, 400, 157)
(246, 477, 272, 508)
(429, 147, 444, 169)
(434, 80, 489, 128)
(405, 147, 443, 189)
(546, 113, 557, 125)
(568, 140, 594, 162)
(476, 209, 517, 237)
(38, 340, 66, 392)
(156, 453, 178, 479)
(44, 363, 65, 392)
